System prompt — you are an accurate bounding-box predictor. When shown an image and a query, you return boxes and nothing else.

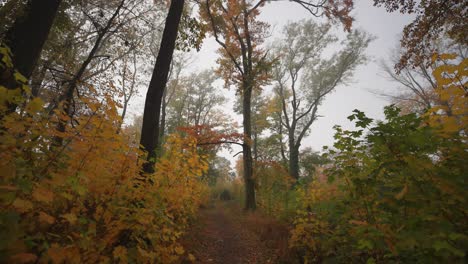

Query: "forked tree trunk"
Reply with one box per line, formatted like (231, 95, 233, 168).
(140, 0, 185, 174)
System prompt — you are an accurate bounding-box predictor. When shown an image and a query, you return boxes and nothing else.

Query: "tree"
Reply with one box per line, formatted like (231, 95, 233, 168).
(140, 0, 185, 174)
(201, 0, 355, 210)
(118, 51, 139, 128)
(166, 69, 226, 131)
(0, 0, 62, 114)
(52, 0, 127, 146)
(377, 41, 466, 115)
(1, 0, 62, 79)
(200, 0, 273, 210)
(373, 0, 467, 72)
(206, 156, 231, 186)
(234, 87, 269, 161)
(272, 20, 371, 180)
(298, 147, 329, 183)
(42, 0, 158, 108)
(4, 0, 161, 146)
(159, 52, 192, 145)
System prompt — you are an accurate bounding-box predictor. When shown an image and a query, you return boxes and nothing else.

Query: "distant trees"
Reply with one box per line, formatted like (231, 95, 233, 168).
(166, 70, 227, 132)
(200, 0, 357, 210)
(271, 20, 371, 180)
(206, 156, 231, 186)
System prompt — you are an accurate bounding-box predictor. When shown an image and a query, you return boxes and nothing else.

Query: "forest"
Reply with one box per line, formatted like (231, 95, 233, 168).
(0, 0, 466, 263)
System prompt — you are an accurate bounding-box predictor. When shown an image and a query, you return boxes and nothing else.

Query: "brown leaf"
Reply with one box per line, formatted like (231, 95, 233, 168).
(39, 211, 56, 225)
(395, 184, 408, 200)
(10, 253, 37, 263)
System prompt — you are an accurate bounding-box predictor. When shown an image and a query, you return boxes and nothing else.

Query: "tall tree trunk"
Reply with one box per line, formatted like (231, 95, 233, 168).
(159, 89, 167, 145)
(253, 129, 258, 161)
(3, 0, 61, 79)
(140, 0, 184, 174)
(0, 0, 61, 115)
(30, 61, 48, 97)
(243, 82, 256, 211)
(289, 140, 300, 181)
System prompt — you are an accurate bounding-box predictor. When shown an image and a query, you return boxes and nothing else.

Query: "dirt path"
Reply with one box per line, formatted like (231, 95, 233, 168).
(181, 202, 289, 264)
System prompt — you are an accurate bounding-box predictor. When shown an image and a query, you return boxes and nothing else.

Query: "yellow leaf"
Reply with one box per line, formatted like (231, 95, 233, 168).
(39, 212, 55, 224)
(113, 246, 128, 263)
(32, 186, 53, 203)
(61, 213, 78, 224)
(12, 198, 33, 213)
(442, 116, 459, 133)
(188, 253, 196, 262)
(174, 246, 184, 255)
(13, 71, 28, 84)
(9, 253, 37, 263)
(26, 97, 44, 113)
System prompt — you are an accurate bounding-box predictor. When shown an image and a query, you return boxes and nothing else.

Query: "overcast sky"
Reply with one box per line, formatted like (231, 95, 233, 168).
(128, 1, 415, 165)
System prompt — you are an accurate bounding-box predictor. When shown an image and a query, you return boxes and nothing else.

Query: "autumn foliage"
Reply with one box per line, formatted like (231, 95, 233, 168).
(288, 55, 467, 262)
(0, 46, 209, 263)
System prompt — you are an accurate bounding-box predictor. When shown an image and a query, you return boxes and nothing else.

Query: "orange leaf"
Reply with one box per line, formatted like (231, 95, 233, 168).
(47, 244, 66, 263)
(12, 198, 33, 213)
(32, 186, 53, 203)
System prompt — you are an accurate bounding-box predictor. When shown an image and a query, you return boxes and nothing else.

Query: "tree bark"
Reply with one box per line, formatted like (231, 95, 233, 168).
(140, 0, 184, 174)
(243, 81, 256, 211)
(159, 88, 167, 145)
(3, 0, 61, 79)
(30, 61, 48, 97)
(289, 141, 300, 181)
(0, 0, 61, 116)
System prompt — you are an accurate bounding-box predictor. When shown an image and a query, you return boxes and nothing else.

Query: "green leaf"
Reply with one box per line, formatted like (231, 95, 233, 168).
(357, 239, 373, 250)
(433, 240, 465, 257)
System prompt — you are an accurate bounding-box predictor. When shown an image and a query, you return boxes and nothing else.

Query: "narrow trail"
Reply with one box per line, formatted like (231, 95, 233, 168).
(181, 201, 290, 264)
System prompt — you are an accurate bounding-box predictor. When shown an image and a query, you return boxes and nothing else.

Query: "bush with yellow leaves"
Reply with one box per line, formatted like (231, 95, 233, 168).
(0, 45, 209, 263)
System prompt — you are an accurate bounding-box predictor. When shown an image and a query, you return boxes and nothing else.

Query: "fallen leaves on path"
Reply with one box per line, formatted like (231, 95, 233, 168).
(180, 201, 291, 264)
